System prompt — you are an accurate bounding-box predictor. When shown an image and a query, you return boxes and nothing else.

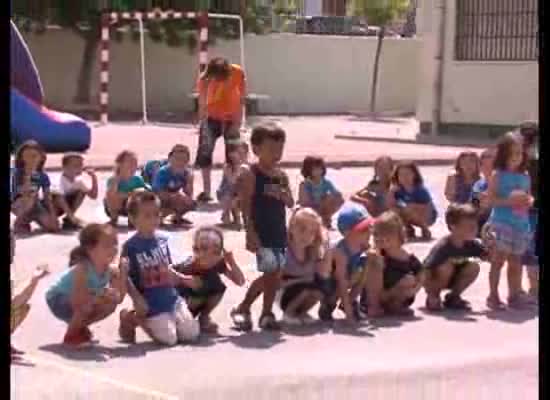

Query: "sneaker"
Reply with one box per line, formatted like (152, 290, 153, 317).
(352, 301, 367, 321)
(443, 293, 471, 311)
(318, 302, 336, 322)
(63, 330, 93, 348)
(258, 313, 281, 331)
(118, 309, 137, 343)
(196, 192, 213, 203)
(230, 308, 253, 332)
(282, 312, 303, 326)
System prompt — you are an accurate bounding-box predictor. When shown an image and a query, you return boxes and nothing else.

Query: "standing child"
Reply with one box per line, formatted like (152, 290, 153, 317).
(486, 132, 534, 310)
(471, 148, 496, 235)
(351, 156, 394, 217)
(444, 151, 480, 204)
(11, 140, 59, 234)
(45, 223, 127, 348)
(216, 144, 245, 227)
(279, 207, 331, 325)
(176, 226, 246, 333)
(230, 124, 294, 331)
(364, 211, 424, 318)
(318, 204, 373, 324)
(104, 150, 150, 226)
(52, 153, 98, 230)
(298, 156, 344, 228)
(423, 204, 487, 311)
(11, 231, 49, 361)
(152, 144, 196, 227)
(118, 190, 200, 346)
(388, 161, 437, 240)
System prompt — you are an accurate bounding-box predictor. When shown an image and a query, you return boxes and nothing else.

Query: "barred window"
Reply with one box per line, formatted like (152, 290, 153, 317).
(455, 0, 538, 61)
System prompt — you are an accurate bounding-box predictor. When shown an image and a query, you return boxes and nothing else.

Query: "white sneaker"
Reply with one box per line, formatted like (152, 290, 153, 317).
(283, 313, 303, 326)
(300, 313, 316, 325)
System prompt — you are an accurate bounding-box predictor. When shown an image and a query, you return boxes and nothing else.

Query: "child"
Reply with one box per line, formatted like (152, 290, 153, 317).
(388, 161, 437, 240)
(471, 148, 496, 235)
(351, 156, 394, 217)
(230, 123, 294, 331)
(279, 207, 331, 325)
(45, 223, 127, 348)
(423, 204, 487, 311)
(11, 140, 59, 234)
(216, 144, 244, 227)
(175, 226, 246, 333)
(298, 156, 344, 228)
(104, 150, 150, 226)
(486, 132, 534, 310)
(318, 204, 373, 324)
(52, 153, 98, 230)
(518, 121, 539, 299)
(444, 151, 480, 204)
(152, 144, 196, 227)
(11, 231, 49, 360)
(142, 158, 168, 185)
(364, 211, 424, 318)
(118, 190, 200, 346)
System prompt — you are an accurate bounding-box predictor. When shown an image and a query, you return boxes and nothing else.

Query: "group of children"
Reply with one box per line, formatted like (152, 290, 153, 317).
(10, 120, 539, 355)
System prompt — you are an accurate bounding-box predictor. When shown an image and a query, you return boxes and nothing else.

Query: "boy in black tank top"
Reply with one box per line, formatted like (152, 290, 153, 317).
(230, 124, 294, 331)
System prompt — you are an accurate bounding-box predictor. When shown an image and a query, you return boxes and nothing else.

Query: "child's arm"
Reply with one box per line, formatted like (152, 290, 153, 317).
(167, 265, 200, 289)
(297, 181, 312, 207)
(333, 250, 354, 323)
(222, 251, 246, 286)
(387, 185, 398, 208)
(85, 168, 99, 199)
(239, 168, 261, 252)
(444, 173, 457, 202)
(278, 172, 295, 208)
(70, 264, 94, 309)
(126, 278, 149, 318)
(11, 265, 49, 309)
(107, 176, 120, 196)
(109, 257, 129, 302)
(184, 170, 194, 198)
(487, 172, 530, 207)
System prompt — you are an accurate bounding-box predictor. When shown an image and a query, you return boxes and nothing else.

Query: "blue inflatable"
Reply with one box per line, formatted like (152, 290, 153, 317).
(11, 89, 91, 152)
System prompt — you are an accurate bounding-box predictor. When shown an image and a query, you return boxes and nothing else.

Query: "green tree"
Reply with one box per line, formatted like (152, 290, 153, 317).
(349, 0, 410, 114)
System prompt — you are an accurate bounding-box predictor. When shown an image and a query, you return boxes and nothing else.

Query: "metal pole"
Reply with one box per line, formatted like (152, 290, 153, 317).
(432, 0, 447, 137)
(138, 16, 148, 124)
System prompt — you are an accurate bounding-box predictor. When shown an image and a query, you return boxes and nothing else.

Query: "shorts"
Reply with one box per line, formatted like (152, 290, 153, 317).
(490, 222, 531, 256)
(178, 272, 227, 316)
(256, 247, 287, 273)
(279, 281, 323, 311)
(194, 118, 240, 168)
(145, 299, 200, 345)
(383, 269, 416, 291)
(103, 198, 129, 218)
(46, 293, 87, 323)
(12, 196, 49, 221)
(55, 191, 83, 216)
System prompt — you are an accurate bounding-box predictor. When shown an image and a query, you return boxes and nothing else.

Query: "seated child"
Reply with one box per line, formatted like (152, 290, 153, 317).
(118, 190, 200, 346)
(388, 161, 437, 240)
(351, 156, 394, 217)
(51, 153, 98, 230)
(11, 140, 59, 234)
(104, 150, 150, 226)
(423, 204, 486, 311)
(444, 151, 480, 204)
(142, 158, 168, 185)
(152, 144, 196, 227)
(364, 211, 424, 318)
(279, 207, 331, 325)
(317, 204, 373, 324)
(45, 223, 127, 348)
(175, 226, 245, 333)
(298, 156, 344, 228)
(11, 231, 49, 361)
(216, 144, 245, 227)
(471, 148, 496, 236)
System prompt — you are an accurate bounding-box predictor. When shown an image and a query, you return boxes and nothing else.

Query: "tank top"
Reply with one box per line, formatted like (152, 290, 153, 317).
(251, 165, 287, 248)
(283, 247, 317, 280)
(454, 175, 475, 204)
(46, 260, 111, 301)
(489, 171, 531, 232)
(334, 239, 368, 276)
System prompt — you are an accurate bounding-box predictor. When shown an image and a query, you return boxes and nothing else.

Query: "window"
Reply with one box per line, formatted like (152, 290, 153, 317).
(455, 0, 538, 61)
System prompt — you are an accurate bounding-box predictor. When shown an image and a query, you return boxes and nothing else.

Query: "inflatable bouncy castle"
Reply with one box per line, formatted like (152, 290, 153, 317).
(10, 20, 91, 152)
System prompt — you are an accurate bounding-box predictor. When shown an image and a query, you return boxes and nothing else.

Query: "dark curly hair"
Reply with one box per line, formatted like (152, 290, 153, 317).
(391, 161, 424, 187)
(301, 156, 326, 179)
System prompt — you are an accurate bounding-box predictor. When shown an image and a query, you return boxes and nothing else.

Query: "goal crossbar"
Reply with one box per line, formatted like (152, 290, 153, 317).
(99, 10, 245, 125)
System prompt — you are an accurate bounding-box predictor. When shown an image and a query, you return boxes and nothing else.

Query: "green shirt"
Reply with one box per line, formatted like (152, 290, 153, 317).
(107, 175, 150, 193)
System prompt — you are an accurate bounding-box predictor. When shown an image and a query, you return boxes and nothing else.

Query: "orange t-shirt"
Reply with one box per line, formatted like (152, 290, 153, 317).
(197, 64, 246, 121)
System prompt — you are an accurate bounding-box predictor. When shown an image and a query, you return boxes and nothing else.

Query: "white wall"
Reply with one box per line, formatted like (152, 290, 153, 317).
(22, 30, 420, 116)
(416, 0, 538, 127)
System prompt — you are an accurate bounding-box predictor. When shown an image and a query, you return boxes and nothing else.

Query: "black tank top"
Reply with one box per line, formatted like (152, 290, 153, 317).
(251, 165, 287, 248)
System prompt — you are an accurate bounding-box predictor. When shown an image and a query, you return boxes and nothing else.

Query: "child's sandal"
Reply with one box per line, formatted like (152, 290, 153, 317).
(230, 308, 253, 332)
(443, 294, 471, 311)
(420, 228, 432, 241)
(258, 312, 281, 331)
(486, 296, 506, 311)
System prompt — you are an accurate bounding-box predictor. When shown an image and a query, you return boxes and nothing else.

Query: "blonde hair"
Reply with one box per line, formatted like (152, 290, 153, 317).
(288, 207, 328, 262)
(373, 211, 406, 245)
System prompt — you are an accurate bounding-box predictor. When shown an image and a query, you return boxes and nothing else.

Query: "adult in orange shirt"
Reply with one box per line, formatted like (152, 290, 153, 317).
(195, 57, 246, 203)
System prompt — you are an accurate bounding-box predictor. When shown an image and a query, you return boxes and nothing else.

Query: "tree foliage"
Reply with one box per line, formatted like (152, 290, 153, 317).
(348, 0, 410, 26)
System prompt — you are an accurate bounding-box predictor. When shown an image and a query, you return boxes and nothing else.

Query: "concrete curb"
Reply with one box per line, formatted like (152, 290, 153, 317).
(334, 134, 493, 149)
(43, 158, 455, 173)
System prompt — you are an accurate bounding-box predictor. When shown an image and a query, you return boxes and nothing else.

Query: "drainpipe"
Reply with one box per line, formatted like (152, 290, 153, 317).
(432, 0, 447, 137)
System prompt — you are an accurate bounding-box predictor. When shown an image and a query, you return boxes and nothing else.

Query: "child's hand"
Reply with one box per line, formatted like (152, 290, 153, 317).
(103, 287, 122, 304)
(223, 250, 236, 265)
(84, 168, 97, 177)
(32, 264, 49, 281)
(119, 257, 129, 275)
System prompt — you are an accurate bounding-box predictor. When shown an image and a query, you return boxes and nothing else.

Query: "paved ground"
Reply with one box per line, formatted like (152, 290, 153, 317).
(11, 167, 538, 399)
(43, 116, 488, 171)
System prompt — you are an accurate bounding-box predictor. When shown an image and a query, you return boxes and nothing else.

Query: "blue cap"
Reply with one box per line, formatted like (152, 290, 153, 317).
(337, 204, 374, 235)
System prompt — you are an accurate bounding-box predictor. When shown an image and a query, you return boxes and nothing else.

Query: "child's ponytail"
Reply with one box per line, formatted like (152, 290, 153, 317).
(69, 245, 88, 267)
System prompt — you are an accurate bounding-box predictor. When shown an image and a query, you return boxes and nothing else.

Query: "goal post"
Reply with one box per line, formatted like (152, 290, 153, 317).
(98, 10, 246, 126)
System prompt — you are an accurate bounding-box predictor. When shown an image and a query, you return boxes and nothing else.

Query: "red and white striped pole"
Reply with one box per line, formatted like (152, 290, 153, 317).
(99, 13, 110, 124)
(198, 10, 208, 73)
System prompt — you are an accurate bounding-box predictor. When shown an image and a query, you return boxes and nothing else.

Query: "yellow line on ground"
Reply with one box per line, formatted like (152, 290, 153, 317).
(18, 354, 180, 400)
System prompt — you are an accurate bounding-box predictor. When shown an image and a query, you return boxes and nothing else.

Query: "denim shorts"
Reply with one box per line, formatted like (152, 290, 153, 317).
(256, 247, 287, 273)
(490, 223, 531, 256)
(46, 294, 74, 323)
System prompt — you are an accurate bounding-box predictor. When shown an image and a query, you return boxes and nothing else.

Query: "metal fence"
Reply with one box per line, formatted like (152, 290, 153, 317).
(455, 0, 538, 61)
